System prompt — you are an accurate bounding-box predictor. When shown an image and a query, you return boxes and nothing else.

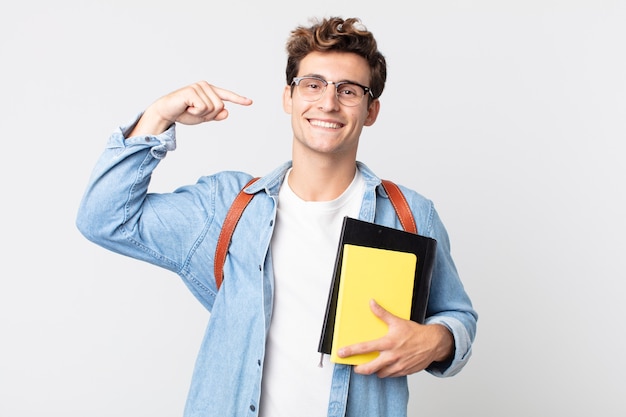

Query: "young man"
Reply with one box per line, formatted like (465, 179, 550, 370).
(77, 16, 477, 417)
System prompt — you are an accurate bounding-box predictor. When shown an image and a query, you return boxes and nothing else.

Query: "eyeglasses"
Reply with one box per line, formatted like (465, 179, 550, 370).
(291, 76, 373, 107)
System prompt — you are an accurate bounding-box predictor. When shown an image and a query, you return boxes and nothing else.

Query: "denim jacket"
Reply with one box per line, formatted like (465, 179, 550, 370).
(76, 119, 477, 417)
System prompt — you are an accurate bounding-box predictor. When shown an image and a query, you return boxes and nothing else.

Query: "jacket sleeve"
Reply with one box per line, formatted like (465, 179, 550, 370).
(75, 115, 216, 279)
(420, 199, 478, 377)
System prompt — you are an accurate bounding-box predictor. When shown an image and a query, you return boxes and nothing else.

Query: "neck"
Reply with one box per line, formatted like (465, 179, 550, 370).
(289, 155, 357, 202)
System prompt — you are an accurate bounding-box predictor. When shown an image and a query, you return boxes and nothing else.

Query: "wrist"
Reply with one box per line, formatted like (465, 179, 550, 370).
(128, 107, 174, 138)
(430, 324, 455, 363)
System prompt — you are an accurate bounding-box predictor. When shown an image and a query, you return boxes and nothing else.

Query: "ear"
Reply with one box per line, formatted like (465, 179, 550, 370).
(282, 85, 293, 114)
(364, 99, 380, 126)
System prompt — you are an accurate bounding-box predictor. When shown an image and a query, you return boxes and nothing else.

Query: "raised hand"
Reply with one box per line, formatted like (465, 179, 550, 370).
(129, 81, 253, 137)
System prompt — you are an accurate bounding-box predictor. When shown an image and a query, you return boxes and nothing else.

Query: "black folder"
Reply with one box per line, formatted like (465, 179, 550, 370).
(317, 216, 437, 357)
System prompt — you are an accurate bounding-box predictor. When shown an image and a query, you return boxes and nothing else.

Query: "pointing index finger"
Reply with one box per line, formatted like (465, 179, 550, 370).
(211, 85, 253, 106)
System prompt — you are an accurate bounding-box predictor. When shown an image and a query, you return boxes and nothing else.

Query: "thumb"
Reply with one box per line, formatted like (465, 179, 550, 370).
(213, 108, 229, 121)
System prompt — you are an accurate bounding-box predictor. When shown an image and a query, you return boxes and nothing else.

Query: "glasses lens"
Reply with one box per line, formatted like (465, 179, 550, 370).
(296, 78, 327, 101)
(336, 83, 364, 106)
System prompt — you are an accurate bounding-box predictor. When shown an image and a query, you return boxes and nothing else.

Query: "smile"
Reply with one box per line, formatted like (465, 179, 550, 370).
(309, 119, 344, 129)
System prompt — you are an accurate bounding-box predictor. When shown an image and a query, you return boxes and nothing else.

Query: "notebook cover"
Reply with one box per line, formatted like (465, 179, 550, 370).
(330, 244, 417, 364)
(318, 216, 437, 361)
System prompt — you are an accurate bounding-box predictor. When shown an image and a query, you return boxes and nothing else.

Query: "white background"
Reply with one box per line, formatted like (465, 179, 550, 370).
(1, 0, 624, 416)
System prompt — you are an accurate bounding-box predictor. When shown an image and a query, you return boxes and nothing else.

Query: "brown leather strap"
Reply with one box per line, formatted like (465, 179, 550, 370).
(213, 177, 260, 289)
(381, 179, 417, 234)
(213, 177, 416, 290)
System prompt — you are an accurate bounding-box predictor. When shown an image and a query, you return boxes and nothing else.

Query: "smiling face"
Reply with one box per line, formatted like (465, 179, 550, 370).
(283, 51, 380, 162)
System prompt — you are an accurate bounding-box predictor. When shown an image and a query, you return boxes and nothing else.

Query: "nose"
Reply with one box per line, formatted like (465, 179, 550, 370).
(318, 82, 341, 111)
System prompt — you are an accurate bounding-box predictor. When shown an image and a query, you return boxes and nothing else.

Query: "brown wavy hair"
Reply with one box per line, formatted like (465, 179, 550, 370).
(285, 17, 387, 100)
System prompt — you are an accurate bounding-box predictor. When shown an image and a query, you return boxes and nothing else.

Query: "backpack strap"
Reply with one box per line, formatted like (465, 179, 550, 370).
(213, 177, 416, 290)
(213, 177, 260, 290)
(380, 179, 417, 234)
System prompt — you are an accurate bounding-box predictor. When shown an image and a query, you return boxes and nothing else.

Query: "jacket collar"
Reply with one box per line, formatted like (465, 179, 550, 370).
(244, 160, 386, 198)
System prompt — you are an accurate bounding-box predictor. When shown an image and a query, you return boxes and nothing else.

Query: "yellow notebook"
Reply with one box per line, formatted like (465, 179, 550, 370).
(330, 244, 417, 365)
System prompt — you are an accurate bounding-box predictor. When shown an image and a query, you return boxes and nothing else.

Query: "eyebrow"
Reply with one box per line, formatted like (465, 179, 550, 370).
(301, 73, 364, 85)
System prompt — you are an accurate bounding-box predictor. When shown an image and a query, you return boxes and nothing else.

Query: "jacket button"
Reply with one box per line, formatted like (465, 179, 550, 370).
(250, 404, 256, 411)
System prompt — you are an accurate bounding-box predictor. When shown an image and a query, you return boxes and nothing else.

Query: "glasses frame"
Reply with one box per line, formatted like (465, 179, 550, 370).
(291, 76, 374, 107)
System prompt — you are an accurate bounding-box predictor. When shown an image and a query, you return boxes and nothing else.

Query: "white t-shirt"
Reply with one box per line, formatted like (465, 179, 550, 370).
(259, 168, 366, 417)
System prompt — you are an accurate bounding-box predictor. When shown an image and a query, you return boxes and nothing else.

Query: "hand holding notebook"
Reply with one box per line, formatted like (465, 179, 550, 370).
(318, 217, 437, 365)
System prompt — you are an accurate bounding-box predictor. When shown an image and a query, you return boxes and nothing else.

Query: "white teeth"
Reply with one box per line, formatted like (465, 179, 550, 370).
(310, 120, 341, 129)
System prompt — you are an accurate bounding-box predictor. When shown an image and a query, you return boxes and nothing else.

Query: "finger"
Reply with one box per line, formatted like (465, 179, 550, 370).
(352, 356, 386, 376)
(351, 350, 412, 377)
(212, 85, 254, 106)
(369, 299, 398, 324)
(189, 82, 252, 123)
(337, 339, 382, 359)
(213, 108, 230, 121)
(353, 352, 419, 378)
(185, 83, 224, 119)
(195, 81, 253, 107)
(176, 83, 239, 124)
(337, 300, 397, 358)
